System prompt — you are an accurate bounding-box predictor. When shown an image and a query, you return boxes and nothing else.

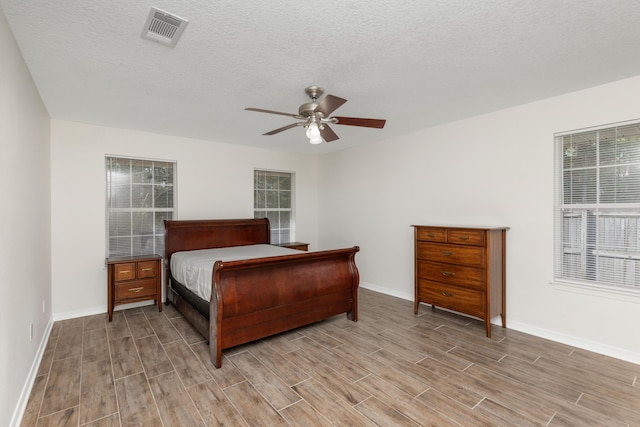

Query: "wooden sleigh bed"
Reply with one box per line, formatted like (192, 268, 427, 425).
(164, 218, 360, 368)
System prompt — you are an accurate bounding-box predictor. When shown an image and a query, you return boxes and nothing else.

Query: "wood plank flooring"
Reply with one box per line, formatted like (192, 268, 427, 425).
(21, 288, 640, 426)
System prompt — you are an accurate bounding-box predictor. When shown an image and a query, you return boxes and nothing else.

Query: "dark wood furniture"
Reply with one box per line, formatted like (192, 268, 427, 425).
(107, 254, 162, 321)
(274, 241, 309, 251)
(412, 225, 508, 337)
(164, 218, 360, 368)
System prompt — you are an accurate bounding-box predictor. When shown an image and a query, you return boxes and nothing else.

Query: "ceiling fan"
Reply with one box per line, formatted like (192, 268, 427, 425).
(245, 86, 386, 144)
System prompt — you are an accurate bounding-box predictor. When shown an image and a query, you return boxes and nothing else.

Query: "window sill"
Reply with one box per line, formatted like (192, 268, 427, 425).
(551, 279, 640, 304)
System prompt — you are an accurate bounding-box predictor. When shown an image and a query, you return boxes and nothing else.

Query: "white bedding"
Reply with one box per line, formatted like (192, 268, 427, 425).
(170, 244, 302, 301)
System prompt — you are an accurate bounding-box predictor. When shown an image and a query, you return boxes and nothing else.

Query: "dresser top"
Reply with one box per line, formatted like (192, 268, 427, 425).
(411, 224, 510, 231)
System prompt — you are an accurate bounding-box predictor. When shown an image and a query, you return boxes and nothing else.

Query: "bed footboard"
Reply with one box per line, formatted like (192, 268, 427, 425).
(209, 247, 359, 368)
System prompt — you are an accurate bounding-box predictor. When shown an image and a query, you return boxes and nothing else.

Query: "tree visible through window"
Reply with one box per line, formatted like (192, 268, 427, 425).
(254, 170, 294, 244)
(554, 121, 640, 293)
(106, 157, 176, 258)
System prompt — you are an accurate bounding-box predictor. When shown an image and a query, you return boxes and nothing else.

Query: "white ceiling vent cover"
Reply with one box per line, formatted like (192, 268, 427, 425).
(141, 7, 188, 47)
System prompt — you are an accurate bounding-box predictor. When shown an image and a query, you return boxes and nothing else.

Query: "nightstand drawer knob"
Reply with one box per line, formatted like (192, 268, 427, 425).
(440, 271, 455, 277)
(440, 251, 454, 256)
(129, 287, 144, 293)
(441, 291, 455, 297)
(119, 270, 131, 274)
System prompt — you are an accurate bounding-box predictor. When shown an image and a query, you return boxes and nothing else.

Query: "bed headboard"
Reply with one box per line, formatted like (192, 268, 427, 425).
(164, 218, 270, 261)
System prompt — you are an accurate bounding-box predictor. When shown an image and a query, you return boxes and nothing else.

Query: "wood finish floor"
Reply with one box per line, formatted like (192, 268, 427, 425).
(21, 288, 640, 426)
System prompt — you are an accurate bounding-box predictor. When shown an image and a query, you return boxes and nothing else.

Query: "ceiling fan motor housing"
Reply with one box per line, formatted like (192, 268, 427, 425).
(298, 102, 321, 118)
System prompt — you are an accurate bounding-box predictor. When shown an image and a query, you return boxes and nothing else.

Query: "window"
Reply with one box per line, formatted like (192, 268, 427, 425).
(554, 120, 640, 296)
(106, 156, 176, 258)
(254, 170, 294, 244)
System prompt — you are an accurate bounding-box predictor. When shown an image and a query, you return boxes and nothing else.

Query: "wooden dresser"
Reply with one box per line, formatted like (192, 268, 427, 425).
(412, 225, 508, 337)
(107, 254, 162, 321)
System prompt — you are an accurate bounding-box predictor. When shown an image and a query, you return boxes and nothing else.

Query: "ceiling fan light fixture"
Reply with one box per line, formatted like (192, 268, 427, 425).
(309, 135, 323, 145)
(305, 122, 321, 139)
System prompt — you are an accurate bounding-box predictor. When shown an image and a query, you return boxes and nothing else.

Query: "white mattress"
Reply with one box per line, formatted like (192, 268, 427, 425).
(170, 244, 302, 301)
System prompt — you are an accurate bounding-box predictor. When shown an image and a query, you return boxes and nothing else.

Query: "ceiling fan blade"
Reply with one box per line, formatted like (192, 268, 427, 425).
(320, 124, 339, 142)
(245, 107, 298, 118)
(263, 122, 301, 135)
(333, 116, 386, 129)
(315, 95, 347, 116)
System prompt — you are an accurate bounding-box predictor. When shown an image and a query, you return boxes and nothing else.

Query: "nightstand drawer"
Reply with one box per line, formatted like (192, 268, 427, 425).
(114, 263, 136, 281)
(137, 261, 157, 278)
(115, 279, 157, 300)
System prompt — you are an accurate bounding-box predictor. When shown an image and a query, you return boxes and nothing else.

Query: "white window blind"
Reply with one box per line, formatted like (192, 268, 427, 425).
(253, 169, 294, 244)
(106, 156, 176, 258)
(554, 120, 640, 293)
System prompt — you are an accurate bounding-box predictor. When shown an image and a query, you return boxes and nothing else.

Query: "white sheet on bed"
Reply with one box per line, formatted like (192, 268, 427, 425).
(170, 244, 302, 301)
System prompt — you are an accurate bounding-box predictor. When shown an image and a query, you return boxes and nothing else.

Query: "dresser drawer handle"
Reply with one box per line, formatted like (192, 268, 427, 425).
(441, 291, 455, 297)
(427, 233, 436, 237)
(440, 251, 454, 256)
(119, 270, 131, 274)
(440, 271, 455, 277)
(128, 287, 144, 293)
(141, 268, 152, 272)
(459, 236, 470, 241)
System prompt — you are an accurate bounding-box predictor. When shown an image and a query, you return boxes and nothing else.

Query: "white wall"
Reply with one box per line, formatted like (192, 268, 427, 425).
(50, 121, 318, 318)
(318, 75, 640, 363)
(0, 7, 52, 426)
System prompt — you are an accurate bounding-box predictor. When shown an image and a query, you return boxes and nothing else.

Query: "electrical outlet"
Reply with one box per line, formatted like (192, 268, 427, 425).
(30, 323, 33, 341)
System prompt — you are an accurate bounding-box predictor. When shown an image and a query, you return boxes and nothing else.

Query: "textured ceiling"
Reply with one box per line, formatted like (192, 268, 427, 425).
(2, 0, 640, 155)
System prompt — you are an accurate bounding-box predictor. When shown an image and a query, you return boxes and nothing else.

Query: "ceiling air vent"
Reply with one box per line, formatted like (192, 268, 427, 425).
(141, 7, 188, 47)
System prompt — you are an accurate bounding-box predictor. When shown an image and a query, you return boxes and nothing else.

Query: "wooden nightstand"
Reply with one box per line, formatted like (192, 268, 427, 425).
(107, 254, 162, 321)
(274, 242, 309, 251)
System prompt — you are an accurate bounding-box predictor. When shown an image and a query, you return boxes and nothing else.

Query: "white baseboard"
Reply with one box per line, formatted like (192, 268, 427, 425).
(507, 320, 640, 365)
(360, 281, 413, 301)
(10, 319, 54, 427)
(360, 282, 640, 365)
(53, 300, 156, 321)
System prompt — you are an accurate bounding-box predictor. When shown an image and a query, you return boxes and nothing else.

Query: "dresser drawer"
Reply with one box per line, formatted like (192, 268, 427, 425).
(417, 260, 484, 289)
(115, 279, 157, 300)
(416, 228, 446, 243)
(418, 280, 485, 317)
(447, 229, 485, 246)
(417, 242, 484, 267)
(137, 261, 157, 278)
(114, 263, 136, 281)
